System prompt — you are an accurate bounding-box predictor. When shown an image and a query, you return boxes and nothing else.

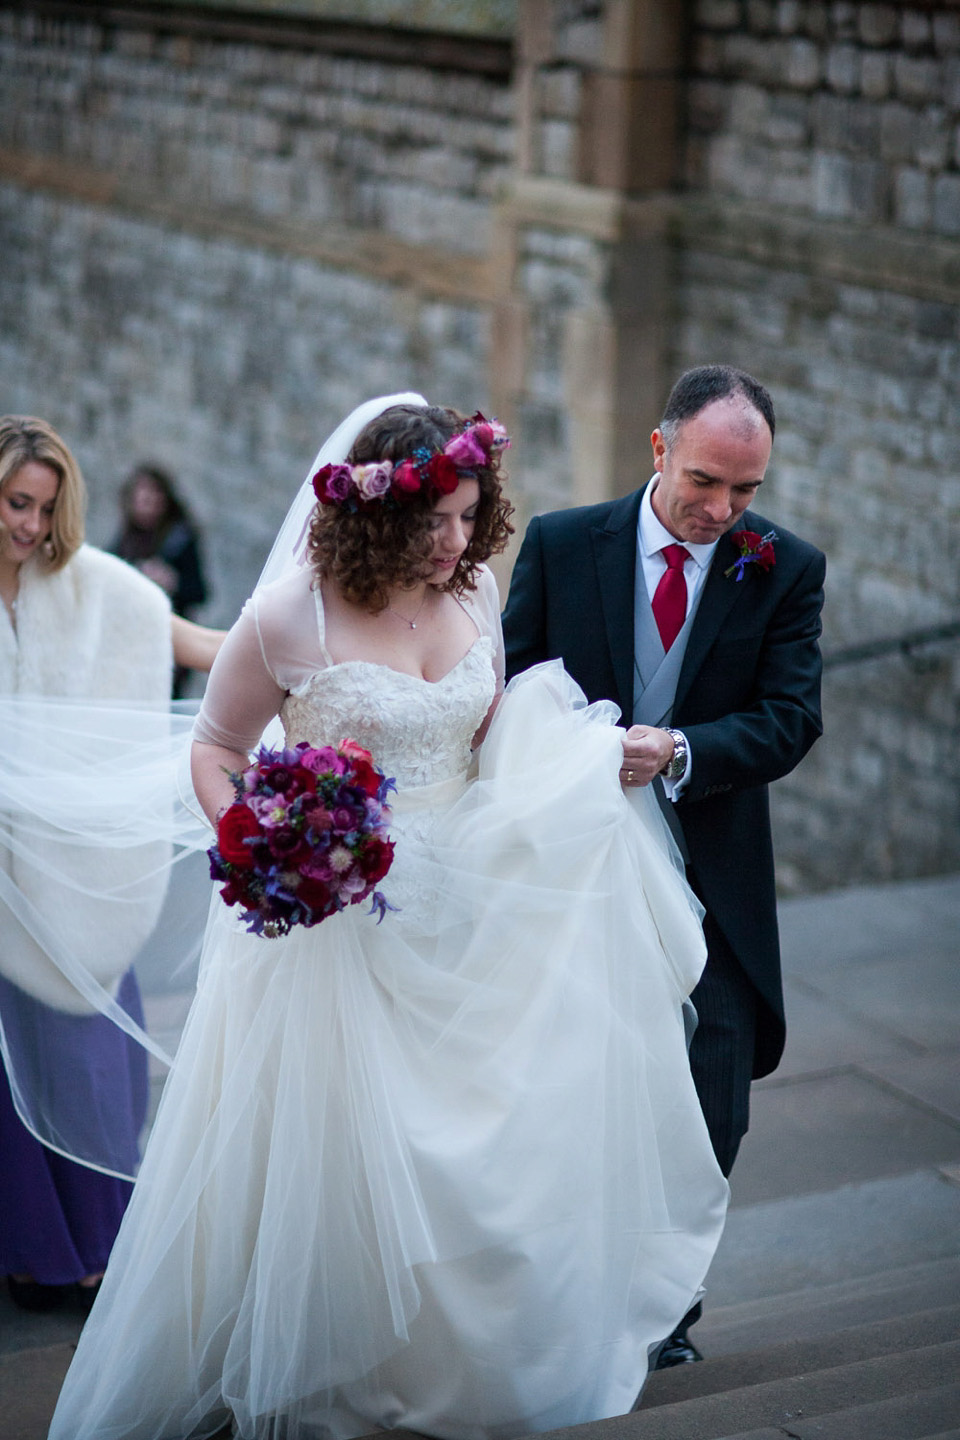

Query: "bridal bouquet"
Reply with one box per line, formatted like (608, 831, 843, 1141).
(208, 740, 396, 936)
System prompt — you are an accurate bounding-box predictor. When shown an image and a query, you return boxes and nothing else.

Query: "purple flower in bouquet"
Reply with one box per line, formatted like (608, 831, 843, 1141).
(208, 739, 397, 937)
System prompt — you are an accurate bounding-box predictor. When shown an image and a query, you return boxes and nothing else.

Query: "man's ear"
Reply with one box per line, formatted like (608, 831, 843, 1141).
(651, 428, 666, 473)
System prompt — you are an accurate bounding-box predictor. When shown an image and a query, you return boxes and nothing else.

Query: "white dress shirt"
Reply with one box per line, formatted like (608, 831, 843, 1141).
(637, 480, 721, 800)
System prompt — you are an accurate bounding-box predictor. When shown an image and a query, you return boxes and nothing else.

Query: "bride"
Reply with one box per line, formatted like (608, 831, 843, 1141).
(50, 395, 728, 1440)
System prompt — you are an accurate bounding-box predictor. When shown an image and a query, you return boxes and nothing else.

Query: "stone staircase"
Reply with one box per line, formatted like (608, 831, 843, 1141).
(4, 875, 959, 1439)
(629, 1259, 960, 1439)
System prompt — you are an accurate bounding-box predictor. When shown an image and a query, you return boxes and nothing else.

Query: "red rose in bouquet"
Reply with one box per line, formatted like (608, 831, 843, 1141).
(217, 804, 261, 868)
(208, 739, 397, 937)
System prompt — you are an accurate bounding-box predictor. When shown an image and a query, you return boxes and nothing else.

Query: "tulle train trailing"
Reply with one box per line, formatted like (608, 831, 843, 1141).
(50, 664, 728, 1440)
(0, 694, 213, 1178)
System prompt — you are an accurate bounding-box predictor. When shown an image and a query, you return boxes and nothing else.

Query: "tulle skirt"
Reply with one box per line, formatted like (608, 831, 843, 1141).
(50, 664, 728, 1440)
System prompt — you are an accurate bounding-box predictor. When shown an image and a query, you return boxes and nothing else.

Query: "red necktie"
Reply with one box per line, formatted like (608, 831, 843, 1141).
(652, 544, 689, 651)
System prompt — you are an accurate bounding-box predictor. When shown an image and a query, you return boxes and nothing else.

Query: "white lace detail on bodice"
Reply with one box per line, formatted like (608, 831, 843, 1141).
(280, 637, 496, 789)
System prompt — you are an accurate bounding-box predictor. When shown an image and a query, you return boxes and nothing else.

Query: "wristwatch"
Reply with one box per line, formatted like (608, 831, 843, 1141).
(661, 728, 688, 781)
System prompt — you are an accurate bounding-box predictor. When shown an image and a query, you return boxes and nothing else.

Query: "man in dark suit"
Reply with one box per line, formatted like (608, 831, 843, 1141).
(502, 365, 825, 1365)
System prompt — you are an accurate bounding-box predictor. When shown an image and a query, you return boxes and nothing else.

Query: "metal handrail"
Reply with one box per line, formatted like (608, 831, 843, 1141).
(823, 620, 960, 670)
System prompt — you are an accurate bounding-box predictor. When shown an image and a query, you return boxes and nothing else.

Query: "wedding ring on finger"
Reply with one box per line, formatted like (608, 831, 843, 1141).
(626, 770, 634, 783)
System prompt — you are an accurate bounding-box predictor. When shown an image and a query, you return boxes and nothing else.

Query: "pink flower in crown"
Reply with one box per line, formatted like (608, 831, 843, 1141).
(312, 464, 354, 505)
(466, 412, 510, 452)
(444, 430, 487, 469)
(354, 461, 393, 501)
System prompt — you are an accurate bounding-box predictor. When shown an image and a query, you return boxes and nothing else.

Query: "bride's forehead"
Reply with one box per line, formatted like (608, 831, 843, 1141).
(432, 479, 480, 514)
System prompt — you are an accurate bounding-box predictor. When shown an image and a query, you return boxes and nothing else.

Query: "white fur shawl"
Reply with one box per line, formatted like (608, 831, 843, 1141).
(1, 546, 174, 1011)
(0, 544, 171, 700)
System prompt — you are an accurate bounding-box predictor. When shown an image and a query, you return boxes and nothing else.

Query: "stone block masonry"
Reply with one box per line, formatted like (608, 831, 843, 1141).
(0, 182, 492, 626)
(0, 0, 958, 893)
(0, 7, 515, 258)
(677, 2, 960, 889)
(688, 0, 960, 236)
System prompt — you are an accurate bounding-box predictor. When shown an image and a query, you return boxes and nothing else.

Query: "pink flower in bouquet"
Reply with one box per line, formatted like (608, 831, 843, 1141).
(301, 746, 347, 776)
(338, 738, 374, 763)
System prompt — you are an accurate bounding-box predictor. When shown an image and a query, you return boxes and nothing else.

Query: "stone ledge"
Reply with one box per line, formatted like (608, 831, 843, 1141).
(4, 141, 959, 310)
(675, 194, 960, 305)
(0, 0, 514, 76)
(494, 178, 960, 305)
(497, 174, 675, 243)
(0, 146, 492, 304)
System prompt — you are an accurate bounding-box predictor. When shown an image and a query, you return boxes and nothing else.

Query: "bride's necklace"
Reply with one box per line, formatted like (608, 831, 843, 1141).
(386, 591, 428, 630)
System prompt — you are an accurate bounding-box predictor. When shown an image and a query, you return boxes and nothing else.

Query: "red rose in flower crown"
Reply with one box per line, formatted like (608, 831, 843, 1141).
(208, 740, 397, 937)
(725, 529, 777, 581)
(310, 412, 510, 513)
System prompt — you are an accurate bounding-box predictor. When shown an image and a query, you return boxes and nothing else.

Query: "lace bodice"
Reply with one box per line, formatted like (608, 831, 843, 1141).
(193, 564, 505, 775)
(281, 637, 496, 789)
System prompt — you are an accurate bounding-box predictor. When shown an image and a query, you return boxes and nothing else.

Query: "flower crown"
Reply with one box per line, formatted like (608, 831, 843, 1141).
(311, 412, 509, 511)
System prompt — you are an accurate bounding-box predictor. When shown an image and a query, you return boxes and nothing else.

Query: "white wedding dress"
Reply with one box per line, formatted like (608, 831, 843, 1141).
(50, 565, 727, 1440)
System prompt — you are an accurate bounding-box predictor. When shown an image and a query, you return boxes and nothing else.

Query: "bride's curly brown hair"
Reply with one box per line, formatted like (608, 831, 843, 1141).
(307, 404, 514, 612)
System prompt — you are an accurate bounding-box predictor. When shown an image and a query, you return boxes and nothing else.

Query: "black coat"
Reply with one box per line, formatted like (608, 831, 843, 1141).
(502, 486, 826, 1078)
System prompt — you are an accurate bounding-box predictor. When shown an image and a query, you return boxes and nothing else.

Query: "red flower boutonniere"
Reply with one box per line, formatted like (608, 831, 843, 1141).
(725, 529, 777, 581)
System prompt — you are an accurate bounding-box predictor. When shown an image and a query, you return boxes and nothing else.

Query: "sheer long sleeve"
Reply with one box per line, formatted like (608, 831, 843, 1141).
(192, 601, 285, 754)
(463, 566, 505, 698)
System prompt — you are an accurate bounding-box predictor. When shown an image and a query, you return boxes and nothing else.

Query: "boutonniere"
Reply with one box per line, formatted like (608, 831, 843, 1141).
(725, 529, 777, 581)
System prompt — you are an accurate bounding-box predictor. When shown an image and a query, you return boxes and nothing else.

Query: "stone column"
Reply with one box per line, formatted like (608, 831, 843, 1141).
(491, 0, 686, 527)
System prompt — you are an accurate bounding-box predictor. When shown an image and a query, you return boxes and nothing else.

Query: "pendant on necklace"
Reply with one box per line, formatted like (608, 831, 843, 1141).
(388, 598, 426, 629)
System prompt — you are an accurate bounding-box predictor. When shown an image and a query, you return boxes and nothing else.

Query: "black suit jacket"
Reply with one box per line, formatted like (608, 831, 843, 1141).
(502, 486, 826, 1078)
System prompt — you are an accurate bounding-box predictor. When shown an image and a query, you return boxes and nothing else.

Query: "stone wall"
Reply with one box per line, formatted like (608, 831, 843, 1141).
(675, 0, 960, 888)
(0, 184, 493, 620)
(0, 2, 511, 619)
(0, 0, 958, 889)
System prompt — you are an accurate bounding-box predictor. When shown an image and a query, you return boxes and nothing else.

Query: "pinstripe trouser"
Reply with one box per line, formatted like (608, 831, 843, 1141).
(673, 893, 760, 1339)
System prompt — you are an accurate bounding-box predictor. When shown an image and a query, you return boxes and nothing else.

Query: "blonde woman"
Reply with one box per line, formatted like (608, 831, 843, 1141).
(0, 416, 221, 1313)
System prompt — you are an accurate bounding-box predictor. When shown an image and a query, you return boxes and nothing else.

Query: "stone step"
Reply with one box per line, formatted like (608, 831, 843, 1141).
(727, 1391, 960, 1440)
(699, 1253, 960, 1356)
(537, 1340, 960, 1440)
(704, 1169, 960, 1316)
(641, 1301, 960, 1409)
(0, 1341, 73, 1440)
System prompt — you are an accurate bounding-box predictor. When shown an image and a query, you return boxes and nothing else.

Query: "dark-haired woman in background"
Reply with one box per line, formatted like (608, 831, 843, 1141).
(110, 463, 209, 695)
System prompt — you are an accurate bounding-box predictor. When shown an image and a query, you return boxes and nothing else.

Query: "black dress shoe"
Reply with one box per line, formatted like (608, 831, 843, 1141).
(655, 1331, 703, 1368)
(7, 1276, 67, 1312)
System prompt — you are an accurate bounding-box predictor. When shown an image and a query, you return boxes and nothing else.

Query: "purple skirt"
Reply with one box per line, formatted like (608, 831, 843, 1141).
(0, 971, 148, 1285)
